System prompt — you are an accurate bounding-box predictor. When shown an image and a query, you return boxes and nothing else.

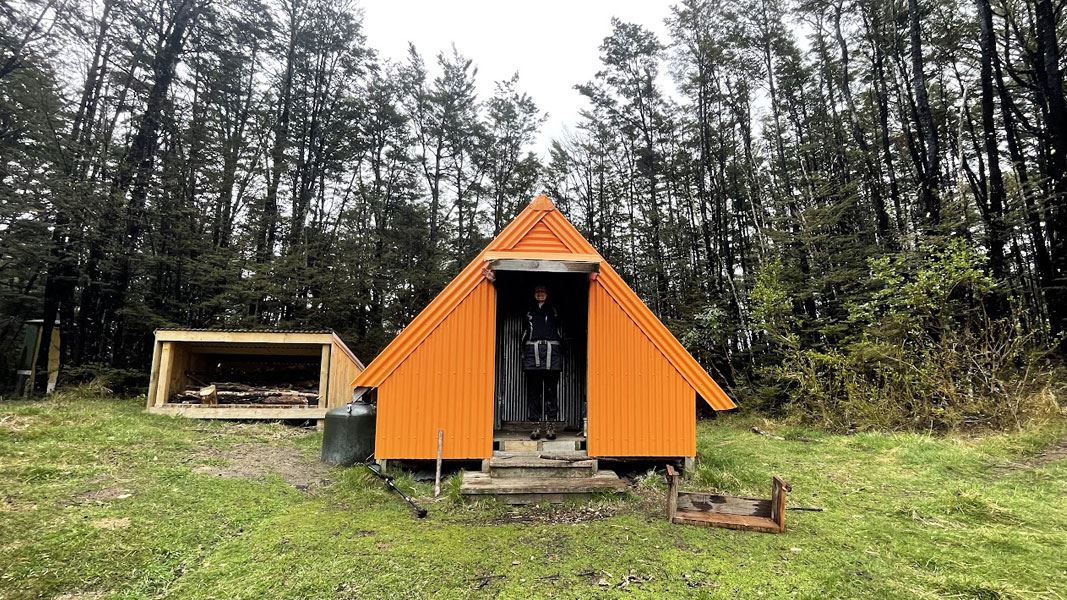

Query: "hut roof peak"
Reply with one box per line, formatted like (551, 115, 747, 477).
(529, 194, 555, 211)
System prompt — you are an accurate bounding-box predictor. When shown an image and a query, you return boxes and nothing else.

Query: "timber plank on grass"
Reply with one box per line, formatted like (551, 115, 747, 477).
(672, 509, 783, 533)
(676, 492, 772, 516)
(665, 466, 791, 533)
(460, 470, 627, 495)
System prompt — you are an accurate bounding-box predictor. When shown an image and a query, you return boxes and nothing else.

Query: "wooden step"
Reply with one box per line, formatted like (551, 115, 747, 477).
(497, 438, 583, 453)
(460, 470, 627, 505)
(488, 455, 597, 479)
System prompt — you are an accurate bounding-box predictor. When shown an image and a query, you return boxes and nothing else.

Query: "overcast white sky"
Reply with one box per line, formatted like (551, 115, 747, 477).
(360, 0, 676, 156)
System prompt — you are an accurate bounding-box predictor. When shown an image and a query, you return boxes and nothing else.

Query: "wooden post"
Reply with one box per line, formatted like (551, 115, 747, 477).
(771, 476, 790, 532)
(665, 464, 679, 522)
(434, 430, 444, 497)
(45, 327, 60, 394)
(156, 342, 176, 407)
(146, 339, 163, 408)
(318, 344, 331, 407)
(318, 344, 332, 432)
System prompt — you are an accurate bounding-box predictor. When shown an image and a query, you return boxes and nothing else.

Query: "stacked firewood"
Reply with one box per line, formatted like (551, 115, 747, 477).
(171, 381, 319, 406)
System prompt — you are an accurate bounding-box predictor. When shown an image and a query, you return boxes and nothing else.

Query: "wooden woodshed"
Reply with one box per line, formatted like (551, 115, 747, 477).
(146, 329, 364, 420)
(353, 195, 735, 463)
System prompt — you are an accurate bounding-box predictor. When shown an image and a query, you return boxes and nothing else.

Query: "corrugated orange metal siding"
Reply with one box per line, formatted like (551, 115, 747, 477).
(510, 221, 571, 252)
(375, 280, 496, 459)
(587, 281, 696, 457)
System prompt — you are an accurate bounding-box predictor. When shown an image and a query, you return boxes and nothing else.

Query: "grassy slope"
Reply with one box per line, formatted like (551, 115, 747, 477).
(0, 393, 1064, 599)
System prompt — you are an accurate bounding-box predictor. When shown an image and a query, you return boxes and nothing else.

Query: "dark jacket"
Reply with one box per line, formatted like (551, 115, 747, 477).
(522, 302, 563, 370)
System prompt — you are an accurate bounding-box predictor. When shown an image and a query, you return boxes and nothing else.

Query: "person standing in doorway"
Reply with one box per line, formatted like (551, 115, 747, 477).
(523, 284, 563, 440)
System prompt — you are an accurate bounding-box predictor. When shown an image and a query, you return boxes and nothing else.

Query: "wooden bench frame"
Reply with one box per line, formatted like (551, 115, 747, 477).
(665, 465, 790, 533)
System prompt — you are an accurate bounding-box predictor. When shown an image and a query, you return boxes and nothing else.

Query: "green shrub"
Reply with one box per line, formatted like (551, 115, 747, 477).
(61, 363, 147, 394)
(751, 240, 1062, 431)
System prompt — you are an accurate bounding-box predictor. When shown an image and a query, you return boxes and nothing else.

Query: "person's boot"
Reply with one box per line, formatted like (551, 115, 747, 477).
(545, 425, 556, 440)
(530, 427, 542, 440)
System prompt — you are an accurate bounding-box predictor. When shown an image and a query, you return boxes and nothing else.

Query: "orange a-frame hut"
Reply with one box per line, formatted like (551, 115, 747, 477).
(353, 195, 735, 463)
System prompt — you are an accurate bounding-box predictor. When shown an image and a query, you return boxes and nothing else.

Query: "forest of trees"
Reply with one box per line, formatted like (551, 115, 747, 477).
(2, 0, 1065, 429)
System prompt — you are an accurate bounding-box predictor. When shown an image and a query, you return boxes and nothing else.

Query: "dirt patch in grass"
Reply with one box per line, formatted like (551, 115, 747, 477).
(53, 592, 108, 600)
(628, 483, 669, 514)
(73, 486, 133, 505)
(91, 517, 131, 530)
(192, 442, 330, 490)
(191, 422, 314, 441)
(991, 438, 1067, 474)
(485, 504, 620, 525)
(0, 414, 33, 433)
(0, 493, 35, 514)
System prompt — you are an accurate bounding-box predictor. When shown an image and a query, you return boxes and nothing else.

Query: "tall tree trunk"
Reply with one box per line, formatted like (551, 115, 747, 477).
(975, 0, 1008, 318)
(834, 2, 889, 242)
(34, 0, 114, 391)
(103, 0, 203, 365)
(908, 0, 941, 229)
(258, 0, 300, 263)
(1034, 0, 1067, 343)
(863, 3, 904, 238)
(995, 16, 1051, 303)
(759, 0, 816, 320)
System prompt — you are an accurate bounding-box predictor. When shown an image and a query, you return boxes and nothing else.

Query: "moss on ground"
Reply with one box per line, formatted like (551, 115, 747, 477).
(0, 392, 1064, 599)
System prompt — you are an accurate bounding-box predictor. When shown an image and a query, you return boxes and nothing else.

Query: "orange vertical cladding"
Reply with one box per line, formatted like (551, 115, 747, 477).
(375, 280, 496, 459)
(587, 280, 697, 457)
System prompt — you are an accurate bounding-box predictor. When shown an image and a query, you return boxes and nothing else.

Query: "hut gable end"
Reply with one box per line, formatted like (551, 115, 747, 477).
(353, 195, 735, 417)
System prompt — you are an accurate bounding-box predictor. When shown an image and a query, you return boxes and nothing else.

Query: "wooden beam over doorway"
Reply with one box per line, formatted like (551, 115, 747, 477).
(484, 251, 600, 274)
(485, 252, 601, 274)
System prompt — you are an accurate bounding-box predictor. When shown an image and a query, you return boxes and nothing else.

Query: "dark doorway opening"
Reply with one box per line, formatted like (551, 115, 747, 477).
(492, 270, 588, 431)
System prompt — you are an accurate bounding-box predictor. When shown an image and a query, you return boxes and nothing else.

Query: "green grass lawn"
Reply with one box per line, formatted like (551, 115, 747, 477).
(1, 391, 1065, 599)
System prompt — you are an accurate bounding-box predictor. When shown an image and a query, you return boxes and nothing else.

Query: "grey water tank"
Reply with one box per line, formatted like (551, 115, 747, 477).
(321, 402, 376, 466)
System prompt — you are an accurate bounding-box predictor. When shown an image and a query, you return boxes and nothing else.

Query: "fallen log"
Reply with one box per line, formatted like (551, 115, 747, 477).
(206, 382, 317, 392)
(260, 395, 310, 405)
(171, 384, 318, 405)
(199, 385, 218, 405)
(212, 389, 318, 399)
(173, 392, 201, 404)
